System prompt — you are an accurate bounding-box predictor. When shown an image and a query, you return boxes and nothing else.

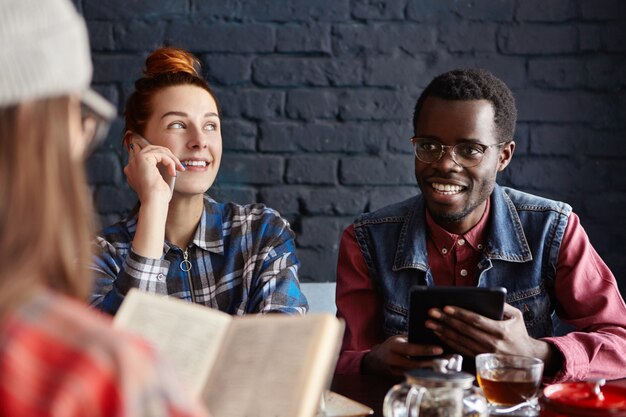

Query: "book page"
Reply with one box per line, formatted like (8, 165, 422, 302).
(113, 289, 232, 396)
(202, 314, 343, 417)
(316, 391, 374, 417)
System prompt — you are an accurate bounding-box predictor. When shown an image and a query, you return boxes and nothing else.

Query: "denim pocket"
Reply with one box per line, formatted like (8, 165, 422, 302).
(507, 287, 553, 338)
(383, 301, 409, 337)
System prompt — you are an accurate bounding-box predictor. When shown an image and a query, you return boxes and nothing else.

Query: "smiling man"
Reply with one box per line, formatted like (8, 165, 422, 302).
(335, 69, 626, 382)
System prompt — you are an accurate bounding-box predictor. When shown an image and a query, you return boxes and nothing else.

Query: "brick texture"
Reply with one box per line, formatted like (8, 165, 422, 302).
(80, 0, 626, 290)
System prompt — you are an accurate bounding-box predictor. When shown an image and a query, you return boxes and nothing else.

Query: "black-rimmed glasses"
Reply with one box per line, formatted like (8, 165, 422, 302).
(411, 137, 508, 168)
(80, 89, 116, 155)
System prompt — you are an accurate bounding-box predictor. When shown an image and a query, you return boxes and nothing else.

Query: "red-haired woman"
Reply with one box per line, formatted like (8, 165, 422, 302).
(91, 47, 308, 316)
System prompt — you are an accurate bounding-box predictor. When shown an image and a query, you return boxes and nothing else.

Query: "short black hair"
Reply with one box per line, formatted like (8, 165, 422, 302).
(413, 68, 517, 143)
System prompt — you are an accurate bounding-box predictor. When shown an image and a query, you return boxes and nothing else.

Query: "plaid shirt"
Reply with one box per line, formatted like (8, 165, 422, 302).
(91, 195, 308, 316)
(0, 289, 209, 417)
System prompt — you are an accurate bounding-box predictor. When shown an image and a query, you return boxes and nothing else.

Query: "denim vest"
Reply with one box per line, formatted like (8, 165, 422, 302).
(353, 185, 572, 340)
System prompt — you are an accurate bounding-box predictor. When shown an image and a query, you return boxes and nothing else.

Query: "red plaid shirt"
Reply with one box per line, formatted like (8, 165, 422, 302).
(0, 289, 209, 417)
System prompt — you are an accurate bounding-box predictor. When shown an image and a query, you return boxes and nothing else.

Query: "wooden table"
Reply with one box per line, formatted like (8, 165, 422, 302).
(331, 374, 626, 417)
(331, 374, 398, 417)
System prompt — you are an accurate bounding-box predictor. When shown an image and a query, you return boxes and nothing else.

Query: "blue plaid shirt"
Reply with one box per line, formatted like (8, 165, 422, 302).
(90, 195, 308, 315)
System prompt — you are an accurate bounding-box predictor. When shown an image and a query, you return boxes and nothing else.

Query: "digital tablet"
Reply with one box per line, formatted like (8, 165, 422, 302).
(408, 286, 507, 353)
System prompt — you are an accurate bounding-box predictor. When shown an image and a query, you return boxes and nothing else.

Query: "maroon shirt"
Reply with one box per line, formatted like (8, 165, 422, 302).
(424, 197, 491, 286)
(335, 202, 626, 382)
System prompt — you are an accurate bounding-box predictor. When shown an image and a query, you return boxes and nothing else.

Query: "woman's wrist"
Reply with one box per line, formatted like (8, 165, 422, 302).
(132, 200, 169, 258)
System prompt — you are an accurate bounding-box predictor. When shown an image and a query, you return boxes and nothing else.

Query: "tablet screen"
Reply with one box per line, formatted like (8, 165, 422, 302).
(408, 286, 507, 353)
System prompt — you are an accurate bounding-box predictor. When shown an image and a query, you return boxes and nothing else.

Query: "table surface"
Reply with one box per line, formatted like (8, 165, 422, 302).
(331, 374, 626, 417)
(331, 374, 398, 417)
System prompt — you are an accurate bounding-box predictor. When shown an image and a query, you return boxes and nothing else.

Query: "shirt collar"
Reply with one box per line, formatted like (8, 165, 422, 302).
(463, 198, 489, 251)
(395, 184, 532, 269)
(191, 195, 225, 254)
(425, 198, 490, 253)
(127, 195, 225, 255)
(425, 209, 456, 254)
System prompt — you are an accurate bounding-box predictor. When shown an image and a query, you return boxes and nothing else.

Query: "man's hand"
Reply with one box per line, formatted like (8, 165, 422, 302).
(362, 335, 444, 376)
(425, 303, 559, 372)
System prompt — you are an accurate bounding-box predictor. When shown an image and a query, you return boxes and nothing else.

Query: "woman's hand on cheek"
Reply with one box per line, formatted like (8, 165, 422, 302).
(124, 142, 184, 205)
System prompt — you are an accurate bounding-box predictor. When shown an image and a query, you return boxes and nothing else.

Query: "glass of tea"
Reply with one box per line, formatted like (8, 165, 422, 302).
(475, 353, 544, 416)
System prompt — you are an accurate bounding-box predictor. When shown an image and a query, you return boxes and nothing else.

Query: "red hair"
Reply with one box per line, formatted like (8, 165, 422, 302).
(124, 47, 220, 135)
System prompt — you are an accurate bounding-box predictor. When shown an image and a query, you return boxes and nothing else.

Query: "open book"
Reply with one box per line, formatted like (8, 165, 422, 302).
(318, 391, 374, 417)
(113, 289, 346, 417)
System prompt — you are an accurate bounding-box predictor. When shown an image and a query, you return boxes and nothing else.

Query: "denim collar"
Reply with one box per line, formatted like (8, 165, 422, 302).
(483, 185, 532, 262)
(393, 184, 532, 271)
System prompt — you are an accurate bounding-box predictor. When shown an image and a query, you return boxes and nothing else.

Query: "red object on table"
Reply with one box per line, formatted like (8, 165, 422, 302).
(540, 381, 626, 417)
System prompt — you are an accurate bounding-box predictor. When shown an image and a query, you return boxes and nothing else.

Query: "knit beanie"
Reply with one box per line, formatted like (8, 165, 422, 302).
(0, 0, 92, 107)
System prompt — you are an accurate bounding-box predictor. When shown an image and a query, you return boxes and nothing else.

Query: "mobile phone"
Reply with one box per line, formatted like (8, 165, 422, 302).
(408, 286, 507, 353)
(128, 131, 176, 196)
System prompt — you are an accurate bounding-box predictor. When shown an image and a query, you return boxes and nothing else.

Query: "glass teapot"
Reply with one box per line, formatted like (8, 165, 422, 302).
(383, 355, 488, 417)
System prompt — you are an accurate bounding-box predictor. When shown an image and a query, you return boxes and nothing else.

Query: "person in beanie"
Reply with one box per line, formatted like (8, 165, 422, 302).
(0, 0, 209, 415)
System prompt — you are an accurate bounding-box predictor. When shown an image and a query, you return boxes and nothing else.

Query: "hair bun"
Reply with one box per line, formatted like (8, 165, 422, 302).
(143, 47, 201, 78)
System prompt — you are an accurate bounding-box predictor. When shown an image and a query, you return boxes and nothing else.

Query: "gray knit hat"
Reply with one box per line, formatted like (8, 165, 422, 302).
(0, 0, 93, 106)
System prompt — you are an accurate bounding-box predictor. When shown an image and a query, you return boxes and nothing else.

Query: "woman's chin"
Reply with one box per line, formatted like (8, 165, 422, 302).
(172, 186, 211, 198)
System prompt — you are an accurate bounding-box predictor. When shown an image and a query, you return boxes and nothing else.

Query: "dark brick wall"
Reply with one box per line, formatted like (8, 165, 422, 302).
(76, 0, 626, 289)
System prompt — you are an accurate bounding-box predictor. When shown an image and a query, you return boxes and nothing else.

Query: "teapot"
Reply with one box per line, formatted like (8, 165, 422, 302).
(383, 355, 488, 417)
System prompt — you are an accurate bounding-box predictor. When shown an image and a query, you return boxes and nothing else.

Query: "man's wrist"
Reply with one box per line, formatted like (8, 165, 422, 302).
(541, 341, 564, 377)
(361, 348, 379, 375)
(361, 351, 372, 375)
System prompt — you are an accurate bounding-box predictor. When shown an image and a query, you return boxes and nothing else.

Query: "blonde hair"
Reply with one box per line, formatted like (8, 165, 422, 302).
(0, 96, 94, 314)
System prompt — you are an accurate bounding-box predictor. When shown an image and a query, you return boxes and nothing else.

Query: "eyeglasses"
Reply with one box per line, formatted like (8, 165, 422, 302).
(80, 89, 116, 155)
(411, 137, 508, 168)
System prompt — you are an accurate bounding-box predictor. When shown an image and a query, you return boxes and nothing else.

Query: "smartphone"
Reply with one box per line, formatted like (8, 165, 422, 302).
(408, 286, 507, 353)
(128, 132, 176, 196)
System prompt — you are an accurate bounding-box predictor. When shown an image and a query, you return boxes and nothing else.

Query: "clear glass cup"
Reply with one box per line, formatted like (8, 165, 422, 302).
(475, 353, 544, 416)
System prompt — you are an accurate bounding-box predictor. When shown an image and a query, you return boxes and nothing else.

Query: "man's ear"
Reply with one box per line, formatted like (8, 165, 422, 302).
(497, 140, 515, 172)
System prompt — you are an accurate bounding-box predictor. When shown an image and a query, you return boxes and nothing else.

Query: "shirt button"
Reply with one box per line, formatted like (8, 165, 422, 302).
(458, 238, 466, 246)
(460, 269, 468, 277)
(157, 273, 165, 281)
(442, 248, 448, 255)
(477, 244, 483, 250)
